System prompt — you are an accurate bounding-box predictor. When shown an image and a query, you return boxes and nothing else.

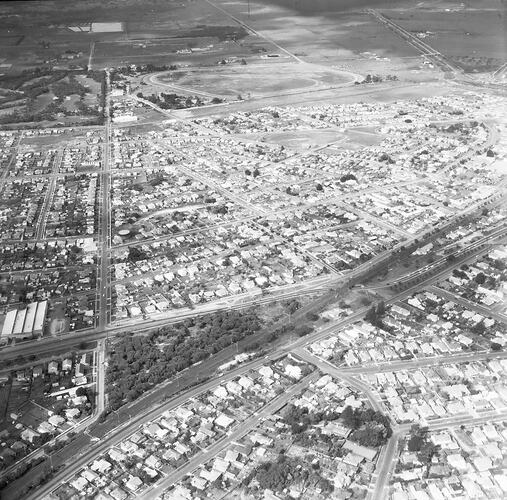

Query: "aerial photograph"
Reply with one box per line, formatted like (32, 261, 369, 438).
(0, 0, 505, 499)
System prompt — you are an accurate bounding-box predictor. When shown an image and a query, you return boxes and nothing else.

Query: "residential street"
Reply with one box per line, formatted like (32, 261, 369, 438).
(139, 373, 319, 500)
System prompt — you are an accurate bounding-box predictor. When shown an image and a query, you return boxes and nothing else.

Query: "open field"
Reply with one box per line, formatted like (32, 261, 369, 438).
(0, 0, 503, 81)
(254, 128, 343, 149)
(385, 8, 507, 72)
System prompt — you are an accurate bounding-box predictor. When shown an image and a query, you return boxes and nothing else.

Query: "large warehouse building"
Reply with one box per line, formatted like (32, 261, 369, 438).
(0, 301, 48, 341)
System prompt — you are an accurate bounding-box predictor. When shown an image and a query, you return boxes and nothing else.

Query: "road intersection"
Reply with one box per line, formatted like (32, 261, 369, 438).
(20, 297, 507, 500)
(1, 22, 506, 500)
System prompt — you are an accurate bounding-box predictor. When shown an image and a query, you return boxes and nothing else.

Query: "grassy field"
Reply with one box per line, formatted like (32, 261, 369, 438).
(0, 0, 502, 76)
(387, 8, 506, 72)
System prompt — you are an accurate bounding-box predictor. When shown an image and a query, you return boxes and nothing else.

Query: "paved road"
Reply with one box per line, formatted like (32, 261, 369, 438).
(294, 347, 385, 412)
(95, 340, 106, 415)
(5, 244, 504, 490)
(428, 285, 507, 325)
(139, 373, 319, 500)
(172, 82, 422, 120)
(492, 62, 507, 79)
(368, 431, 400, 500)
(0, 206, 434, 362)
(340, 200, 412, 239)
(23, 355, 315, 500)
(203, 0, 305, 64)
(97, 70, 112, 330)
(0, 132, 23, 192)
(34, 150, 61, 240)
(368, 9, 465, 78)
(341, 350, 507, 375)
(425, 409, 507, 432)
(4, 224, 505, 495)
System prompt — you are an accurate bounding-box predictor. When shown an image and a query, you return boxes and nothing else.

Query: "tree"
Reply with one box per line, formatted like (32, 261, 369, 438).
(75, 387, 88, 397)
(351, 422, 389, 447)
(471, 321, 485, 335)
(364, 306, 378, 325)
(474, 272, 486, 285)
(305, 312, 319, 321)
(128, 246, 148, 262)
(417, 442, 440, 464)
(407, 434, 425, 452)
(341, 406, 358, 429)
(285, 299, 300, 314)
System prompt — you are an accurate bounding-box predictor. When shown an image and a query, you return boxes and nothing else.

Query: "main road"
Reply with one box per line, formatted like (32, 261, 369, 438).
(97, 70, 112, 330)
(368, 431, 401, 500)
(139, 372, 319, 500)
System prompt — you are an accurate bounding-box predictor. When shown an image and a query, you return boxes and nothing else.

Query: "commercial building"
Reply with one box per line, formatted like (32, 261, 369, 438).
(0, 300, 48, 341)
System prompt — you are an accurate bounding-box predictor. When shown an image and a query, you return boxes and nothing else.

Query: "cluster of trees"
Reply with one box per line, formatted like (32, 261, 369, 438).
(356, 74, 398, 85)
(342, 406, 393, 447)
(0, 67, 61, 91)
(285, 186, 299, 196)
(244, 167, 260, 177)
(52, 75, 88, 100)
(0, 106, 61, 125)
(364, 301, 386, 328)
(83, 70, 106, 119)
(208, 204, 228, 215)
(284, 299, 301, 314)
(0, 455, 49, 490)
(0, 68, 103, 126)
(76, 100, 101, 118)
(407, 425, 440, 467)
(378, 152, 394, 163)
(242, 319, 313, 352)
(127, 246, 149, 263)
(282, 404, 341, 434)
(106, 310, 262, 410)
(452, 268, 468, 280)
(137, 92, 205, 110)
(282, 404, 392, 448)
(246, 453, 333, 495)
